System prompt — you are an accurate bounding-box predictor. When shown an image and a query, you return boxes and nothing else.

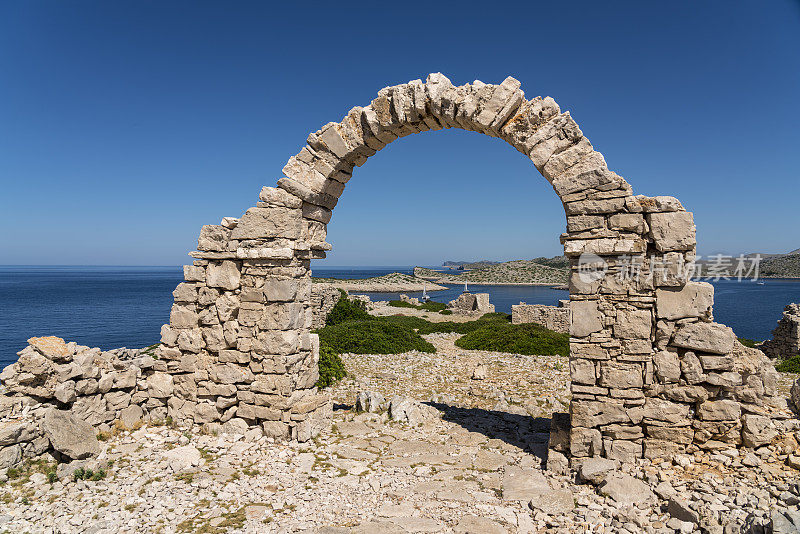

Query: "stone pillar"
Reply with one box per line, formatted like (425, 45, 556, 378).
(156, 186, 333, 440)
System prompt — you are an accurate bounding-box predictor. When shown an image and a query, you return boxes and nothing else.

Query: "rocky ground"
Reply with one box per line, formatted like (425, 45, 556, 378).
(1, 334, 799, 533)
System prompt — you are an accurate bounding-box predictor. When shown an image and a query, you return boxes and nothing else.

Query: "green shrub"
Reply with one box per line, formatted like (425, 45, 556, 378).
(455, 321, 569, 357)
(776, 355, 800, 373)
(439, 309, 452, 315)
(738, 338, 759, 348)
(316, 343, 347, 388)
(73, 467, 106, 482)
(317, 319, 435, 355)
(387, 299, 448, 312)
(326, 290, 370, 326)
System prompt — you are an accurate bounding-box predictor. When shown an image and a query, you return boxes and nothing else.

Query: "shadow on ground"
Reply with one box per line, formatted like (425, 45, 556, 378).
(426, 401, 552, 464)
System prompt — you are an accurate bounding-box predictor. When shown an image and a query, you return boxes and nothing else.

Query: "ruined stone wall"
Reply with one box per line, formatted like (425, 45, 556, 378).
(447, 292, 495, 315)
(310, 285, 343, 329)
(511, 301, 570, 332)
(760, 303, 800, 360)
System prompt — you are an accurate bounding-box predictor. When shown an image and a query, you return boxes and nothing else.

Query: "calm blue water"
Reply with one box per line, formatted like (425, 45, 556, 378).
(1, 266, 799, 370)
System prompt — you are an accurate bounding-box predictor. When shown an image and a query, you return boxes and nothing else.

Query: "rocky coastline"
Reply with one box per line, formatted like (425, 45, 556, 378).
(313, 273, 447, 293)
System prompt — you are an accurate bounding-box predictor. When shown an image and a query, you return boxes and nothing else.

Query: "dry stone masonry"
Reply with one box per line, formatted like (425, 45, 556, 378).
(1, 73, 790, 466)
(512, 301, 571, 333)
(447, 292, 495, 316)
(760, 303, 800, 360)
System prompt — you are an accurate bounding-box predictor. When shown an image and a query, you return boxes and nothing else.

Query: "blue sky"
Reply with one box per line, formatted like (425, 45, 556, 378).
(1, 1, 798, 266)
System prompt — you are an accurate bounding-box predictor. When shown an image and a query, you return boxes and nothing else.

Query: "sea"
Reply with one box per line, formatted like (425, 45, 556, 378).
(2, 265, 800, 370)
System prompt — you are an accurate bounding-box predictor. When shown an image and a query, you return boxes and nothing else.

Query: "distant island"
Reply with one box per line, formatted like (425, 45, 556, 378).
(417, 257, 569, 285)
(695, 248, 800, 278)
(312, 272, 447, 292)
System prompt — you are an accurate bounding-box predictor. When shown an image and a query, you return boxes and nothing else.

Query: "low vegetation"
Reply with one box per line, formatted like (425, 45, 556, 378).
(317, 320, 436, 356)
(776, 355, 800, 374)
(738, 338, 759, 348)
(316, 344, 347, 388)
(325, 290, 371, 325)
(316, 295, 570, 386)
(387, 299, 448, 313)
(455, 321, 570, 357)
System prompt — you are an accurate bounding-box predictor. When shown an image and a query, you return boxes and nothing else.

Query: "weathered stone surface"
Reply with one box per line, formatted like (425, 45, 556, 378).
(672, 322, 736, 354)
(613, 308, 652, 339)
(648, 211, 695, 252)
(598, 473, 655, 505)
(206, 261, 241, 291)
(656, 282, 714, 320)
(578, 457, 618, 484)
(653, 350, 681, 382)
(570, 300, 602, 337)
(598, 362, 643, 388)
(41, 409, 100, 460)
(741, 414, 777, 447)
(697, 400, 741, 421)
(147, 373, 174, 398)
(230, 207, 302, 240)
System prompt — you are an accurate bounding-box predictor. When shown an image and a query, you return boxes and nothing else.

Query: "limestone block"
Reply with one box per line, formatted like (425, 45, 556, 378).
(564, 197, 626, 216)
(216, 293, 239, 322)
(656, 282, 714, 320)
(598, 362, 643, 388)
(608, 213, 647, 234)
(697, 400, 741, 421)
(527, 113, 582, 168)
(551, 155, 622, 197)
(648, 212, 696, 252)
(194, 402, 220, 424)
(259, 186, 302, 209)
(301, 202, 332, 224)
(263, 280, 299, 302)
(206, 261, 241, 291)
(231, 207, 302, 240)
(106, 390, 131, 412)
(570, 300, 603, 338)
(71, 394, 109, 426)
(197, 225, 229, 252)
(651, 252, 692, 287)
(277, 177, 340, 210)
(742, 414, 777, 448)
(563, 237, 644, 256)
(604, 439, 642, 463)
(119, 405, 144, 429)
(203, 325, 227, 352)
(645, 424, 694, 444)
(567, 215, 605, 233)
(680, 351, 704, 384)
(160, 324, 178, 346)
(258, 302, 305, 330)
(170, 304, 198, 329)
(177, 329, 204, 353)
(54, 380, 77, 404)
(632, 195, 684, 213)
(570, 400, 629, 427)
(642, 439, 682, 460)
(42, 409, 100, 460)
(672, 322, 736, 355)
(198, 287, 220, 306)
(209, 363, 254, 384)
(613, 309, 652, 339)
(698, 355, 734, 371)
(570, 427, 602, 457)
(570, 358, 596, 385)
(693, 419, 742, 444)
(663, 385, 709, 403)
(147, 373, 174, 398)
(183, 265, 206, 282)
(639, 398, 690, 424)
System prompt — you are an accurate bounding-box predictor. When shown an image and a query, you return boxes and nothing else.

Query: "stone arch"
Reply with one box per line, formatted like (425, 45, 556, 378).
(159, 74, 782, 462)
